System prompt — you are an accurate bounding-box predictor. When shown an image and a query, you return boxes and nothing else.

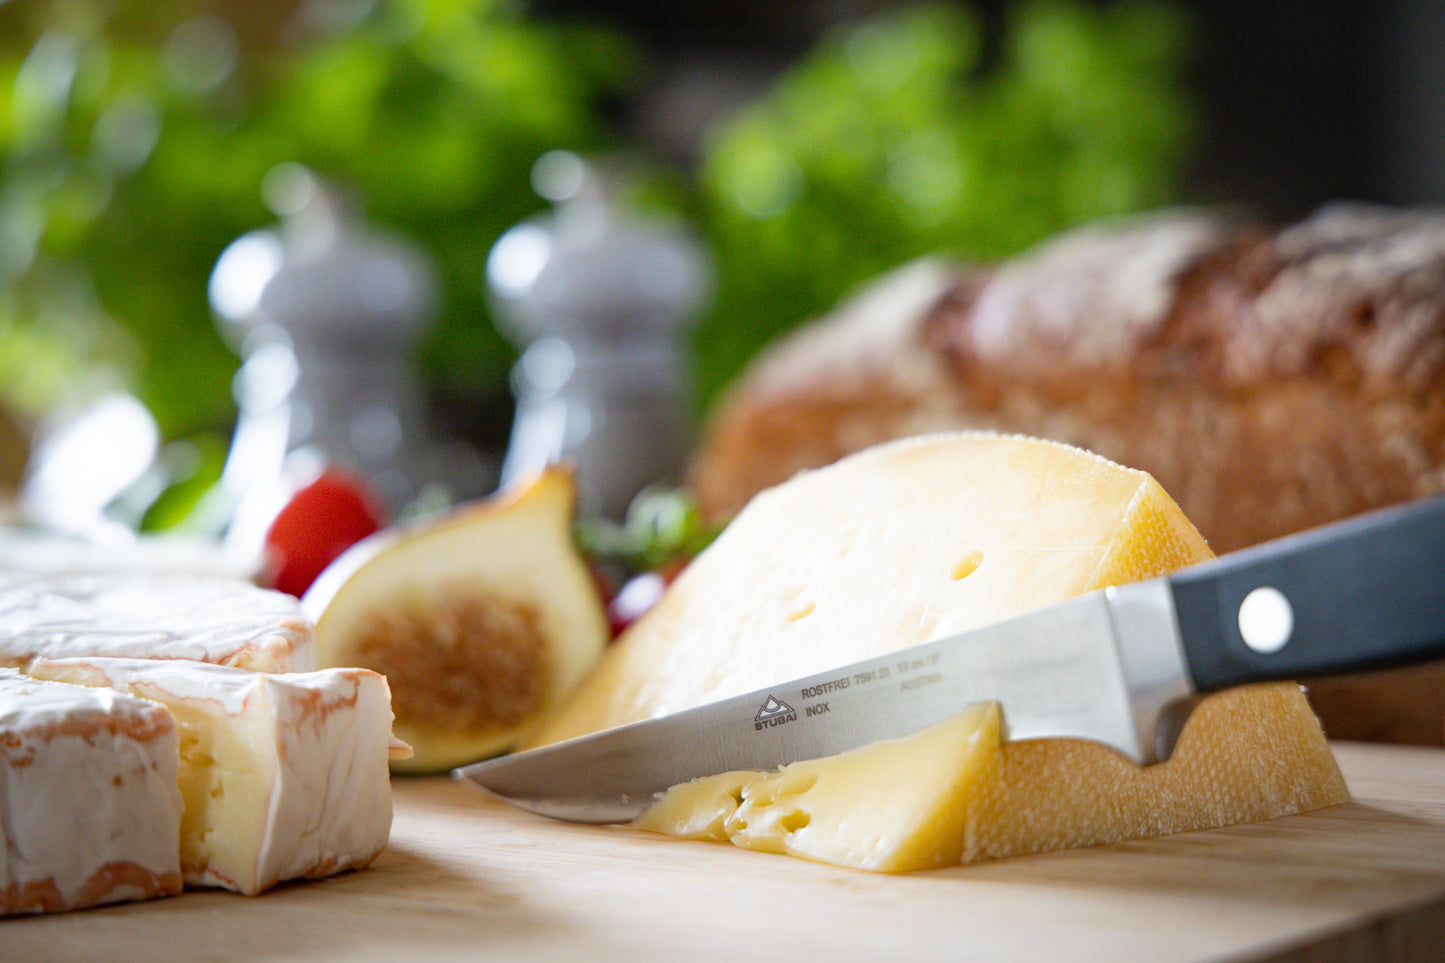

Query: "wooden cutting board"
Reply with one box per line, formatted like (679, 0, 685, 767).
(6, 742, 1445, 962)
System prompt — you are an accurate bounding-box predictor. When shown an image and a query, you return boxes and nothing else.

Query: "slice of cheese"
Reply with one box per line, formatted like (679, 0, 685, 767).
(635, 703, 1002, 873)
(634, 682, 1346, 872)
(24, 657, 395, 896)
(532, 431, 1348, 870)
(0, 572, 316, 673)
(1, 668, 184, 914)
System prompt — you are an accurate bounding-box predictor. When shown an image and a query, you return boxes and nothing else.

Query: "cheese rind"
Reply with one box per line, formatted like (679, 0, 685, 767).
(970, 681, 1348, 862)
(24, 657, 394, 895)
(636, 703, 1003, 873)
(1, 668, 184, 914)
(633, 686, 1347, 874)
(0, 573, 315, 673)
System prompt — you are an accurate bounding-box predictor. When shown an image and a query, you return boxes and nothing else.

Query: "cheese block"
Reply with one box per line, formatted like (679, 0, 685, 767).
(0, 572, 315, 673)
(24, 657, 395, 896)
(1, 667, 184, 914)
(635, 703, 1002, 873)
(532, 431, 1348, 869)
(530, 431, 1214, 744)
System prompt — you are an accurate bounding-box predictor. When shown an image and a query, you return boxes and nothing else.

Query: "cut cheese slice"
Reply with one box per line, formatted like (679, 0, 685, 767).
(1, 668, 184, 914)
(531, 431, 1348, 869)
(24, 657, 395, 896)
(635, 703, 1002, 873)
(0, 572, 315, 673)
(634, 683, 1346, 872)
(530, 431, 1214, 744)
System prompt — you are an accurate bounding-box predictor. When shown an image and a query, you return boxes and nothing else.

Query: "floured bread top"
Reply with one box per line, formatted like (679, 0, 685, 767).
(0, 572, 316, 673)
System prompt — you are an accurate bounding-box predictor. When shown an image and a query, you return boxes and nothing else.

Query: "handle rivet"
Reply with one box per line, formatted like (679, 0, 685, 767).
(1239, 586, 1293, 654)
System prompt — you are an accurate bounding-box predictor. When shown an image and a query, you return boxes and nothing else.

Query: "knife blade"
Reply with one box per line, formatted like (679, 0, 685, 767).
(456, 493, 1445, 824)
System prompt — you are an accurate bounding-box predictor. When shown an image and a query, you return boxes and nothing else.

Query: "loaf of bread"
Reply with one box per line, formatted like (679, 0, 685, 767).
(688, 203, 1445, 745)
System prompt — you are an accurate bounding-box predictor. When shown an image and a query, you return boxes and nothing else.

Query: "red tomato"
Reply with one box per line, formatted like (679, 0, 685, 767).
(263, 470, 388, 597)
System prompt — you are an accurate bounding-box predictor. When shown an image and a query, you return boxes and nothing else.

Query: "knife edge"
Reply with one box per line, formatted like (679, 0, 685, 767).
(454, 580, 1194, 823)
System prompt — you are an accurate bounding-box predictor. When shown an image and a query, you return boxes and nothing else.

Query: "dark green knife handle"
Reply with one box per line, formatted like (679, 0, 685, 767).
(1169, 494, 1445, 693)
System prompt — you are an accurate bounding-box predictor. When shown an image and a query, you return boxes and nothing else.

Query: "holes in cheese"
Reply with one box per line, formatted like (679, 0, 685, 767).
(786, 602, 816, 622)
(950, 549, 984, 580)
(634, 687, 1346, 876)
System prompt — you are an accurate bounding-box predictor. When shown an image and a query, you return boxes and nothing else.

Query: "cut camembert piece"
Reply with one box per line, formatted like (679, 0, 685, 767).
(530, 432, 1349, 871)
(24, 657, 398, 896)
(0, 573, 315, 673)
(1, 668, 184, 915)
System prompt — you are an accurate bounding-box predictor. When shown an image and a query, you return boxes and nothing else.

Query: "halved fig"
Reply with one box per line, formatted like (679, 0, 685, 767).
(301, 467, 609, 773)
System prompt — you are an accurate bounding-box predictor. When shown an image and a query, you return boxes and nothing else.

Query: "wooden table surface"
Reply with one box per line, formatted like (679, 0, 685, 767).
(7, 742, 1445, 962)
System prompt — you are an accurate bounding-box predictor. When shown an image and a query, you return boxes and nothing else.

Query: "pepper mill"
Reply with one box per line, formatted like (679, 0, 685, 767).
(487, 152, 712, 520)
(209, 166, 442, 550)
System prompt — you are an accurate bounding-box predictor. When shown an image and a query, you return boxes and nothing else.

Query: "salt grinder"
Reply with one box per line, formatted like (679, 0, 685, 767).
(209, 168, 439, 543)
(488, 152, 712, 520)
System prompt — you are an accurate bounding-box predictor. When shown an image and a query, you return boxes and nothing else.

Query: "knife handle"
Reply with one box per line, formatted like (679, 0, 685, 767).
(1168, 494, 1445, 693)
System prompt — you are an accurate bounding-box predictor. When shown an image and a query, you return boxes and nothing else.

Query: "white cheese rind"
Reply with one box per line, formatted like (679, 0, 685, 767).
(24, 657, 394, 896)
(0, 573, 316, 673)
(1, 668, 183, 915)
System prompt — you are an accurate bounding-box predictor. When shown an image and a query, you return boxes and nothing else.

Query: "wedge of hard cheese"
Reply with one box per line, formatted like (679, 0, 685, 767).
(0, 573, 315, 673)
(1, 668, 184, 915)
(530, 431, 1216, 742)
(530, 431, 1348, 870)
(24, 657, 396, 895)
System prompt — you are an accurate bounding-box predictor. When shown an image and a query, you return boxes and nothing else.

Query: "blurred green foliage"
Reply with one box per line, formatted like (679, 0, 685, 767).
(691, 0, 1197, 404)
(0, 0, 1197, 499)
(0, 0, 638, 441)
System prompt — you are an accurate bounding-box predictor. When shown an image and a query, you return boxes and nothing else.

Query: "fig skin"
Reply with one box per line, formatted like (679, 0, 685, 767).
(302, 467, 610, 773)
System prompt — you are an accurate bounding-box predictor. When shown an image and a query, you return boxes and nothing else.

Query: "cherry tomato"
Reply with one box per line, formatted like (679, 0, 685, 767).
(263, 470, 388, 597)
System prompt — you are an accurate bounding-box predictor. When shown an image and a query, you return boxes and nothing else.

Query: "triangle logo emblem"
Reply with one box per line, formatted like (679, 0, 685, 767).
(754, 695, 795, 722)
